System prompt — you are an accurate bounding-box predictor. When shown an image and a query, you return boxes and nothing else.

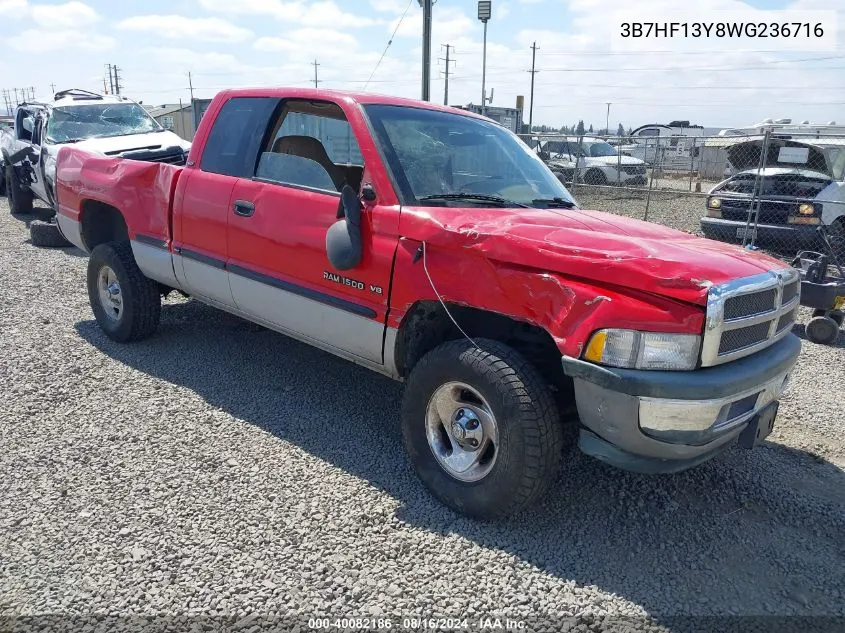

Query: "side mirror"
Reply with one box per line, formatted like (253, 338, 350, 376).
(326, 184, 363, 271)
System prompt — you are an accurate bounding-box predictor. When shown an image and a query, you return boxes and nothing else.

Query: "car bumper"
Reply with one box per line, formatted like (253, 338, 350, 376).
(700, 217, 821, 248)
(562, 334, 801, 474)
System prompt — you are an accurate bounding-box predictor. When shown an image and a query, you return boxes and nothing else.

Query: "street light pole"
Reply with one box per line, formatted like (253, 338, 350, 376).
(478, 1, 492, 115)
(605, 102, 611, 135)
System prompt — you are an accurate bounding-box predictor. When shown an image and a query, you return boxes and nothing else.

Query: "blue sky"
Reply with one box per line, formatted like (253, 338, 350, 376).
(0, 0, 842, 130)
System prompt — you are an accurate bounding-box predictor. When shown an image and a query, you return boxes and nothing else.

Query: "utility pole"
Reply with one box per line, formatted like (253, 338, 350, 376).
(106, 64, 114, 94)
(312, 60, 320, 88)
(188, 71, 194, 103)
(103, 76, 109, 94)
(28, 87, 35, 100)
(421, 0, 432, 101)
(13, 88, 19, 105)
(439, 44, 455, 105)
(528, 41, 538, 132)
(50, 83, 56, 95)
(605, 102, 611, 136)
(113, 66, 122, 95)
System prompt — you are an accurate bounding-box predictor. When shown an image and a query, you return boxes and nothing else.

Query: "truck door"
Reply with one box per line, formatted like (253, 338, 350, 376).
(27, 115, 49, 204)
(172, 96, 279, 308)
(225, 98, 396, 364)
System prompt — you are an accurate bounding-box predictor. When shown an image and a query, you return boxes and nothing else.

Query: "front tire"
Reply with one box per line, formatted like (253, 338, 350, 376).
(401, 339, 564, 519)
(87, 242, 161, 342)
(5, 166, 33, 215)
(583, 168, 608, 186)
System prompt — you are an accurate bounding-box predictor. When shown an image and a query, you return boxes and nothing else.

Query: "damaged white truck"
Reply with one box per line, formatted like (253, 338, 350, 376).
(0, 88, 190, 246)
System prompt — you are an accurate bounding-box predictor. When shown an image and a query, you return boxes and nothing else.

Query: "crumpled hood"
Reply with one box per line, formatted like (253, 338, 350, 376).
(399, 206, 786, 305)
(73, 131, 190, 155)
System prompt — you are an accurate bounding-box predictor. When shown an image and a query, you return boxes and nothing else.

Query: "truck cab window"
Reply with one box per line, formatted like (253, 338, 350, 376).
(200, 97, 279, 177)
(255, 103, 363, 194)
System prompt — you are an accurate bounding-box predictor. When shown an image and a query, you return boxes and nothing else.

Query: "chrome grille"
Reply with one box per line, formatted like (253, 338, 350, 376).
(781, 280, 799, 305)
(718, 322, 771, 354)
(723, 289, 777, 320)
(701, 268, 800, 367)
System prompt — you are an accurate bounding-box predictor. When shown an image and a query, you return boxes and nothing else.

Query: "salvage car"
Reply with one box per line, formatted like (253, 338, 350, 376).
(1, 88, 190, 246)
(701, 137, 845, 256)
(527, 135, 648, 186)
(55, 88, 801, 518)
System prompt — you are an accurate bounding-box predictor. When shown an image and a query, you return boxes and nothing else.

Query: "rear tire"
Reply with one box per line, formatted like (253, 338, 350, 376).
(401, 338, 564, 519)
(87, 242, 161, 342)
(30, 220, 70, 248)
(5, 166, 33, 215)
(805, 315, 839, 345)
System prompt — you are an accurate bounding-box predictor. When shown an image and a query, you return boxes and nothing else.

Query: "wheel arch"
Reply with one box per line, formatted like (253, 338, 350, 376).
(393, 300, 573, 404)
(79, 199, 129, 252)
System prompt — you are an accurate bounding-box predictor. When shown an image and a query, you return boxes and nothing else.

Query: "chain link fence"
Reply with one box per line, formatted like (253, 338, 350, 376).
(522, 131, 845, 264)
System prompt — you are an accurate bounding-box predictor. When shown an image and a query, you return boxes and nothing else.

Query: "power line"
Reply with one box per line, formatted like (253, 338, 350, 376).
(364, 0, 414, 91)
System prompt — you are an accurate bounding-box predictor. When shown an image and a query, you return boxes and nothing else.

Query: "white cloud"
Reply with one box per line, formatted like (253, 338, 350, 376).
(198, 0, 305, 20)
(8, 27, 113, 51)
(0, 0, 28, 18)
(118, 15, 253, 43)
(31, 1, 100, 29)
(369, 0, 408, 13)
(255, 28, 359, 52)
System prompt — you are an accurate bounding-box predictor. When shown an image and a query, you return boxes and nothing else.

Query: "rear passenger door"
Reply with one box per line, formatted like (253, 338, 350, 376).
(225, 99, 395, 364)
(173, 97, 279, 308)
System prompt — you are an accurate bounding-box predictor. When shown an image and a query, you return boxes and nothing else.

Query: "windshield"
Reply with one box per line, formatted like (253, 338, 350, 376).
(586, 141, 617, 157)
(46, 103, 162, 143)
(364, 105, 576, 207)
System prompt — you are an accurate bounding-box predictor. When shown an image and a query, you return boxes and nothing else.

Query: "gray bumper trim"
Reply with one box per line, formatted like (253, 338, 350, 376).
(562, 334, 801, 400)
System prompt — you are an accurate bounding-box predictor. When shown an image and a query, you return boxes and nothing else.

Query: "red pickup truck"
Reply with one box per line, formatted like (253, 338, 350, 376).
(55, 88, 801, 518)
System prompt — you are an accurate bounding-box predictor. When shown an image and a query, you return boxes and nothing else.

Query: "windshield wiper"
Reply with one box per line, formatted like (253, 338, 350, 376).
(418, 193, 531, 208)
(532, 197, 577, 209)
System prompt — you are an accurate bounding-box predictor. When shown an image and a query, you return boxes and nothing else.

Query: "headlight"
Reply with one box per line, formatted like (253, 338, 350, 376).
(584, 329, 701, 371)
(797, 203, 814, 215)
(708, 197, 721, 209)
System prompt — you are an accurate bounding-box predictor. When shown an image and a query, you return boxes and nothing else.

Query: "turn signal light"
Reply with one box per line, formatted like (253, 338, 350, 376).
(788, 216, 821, 225)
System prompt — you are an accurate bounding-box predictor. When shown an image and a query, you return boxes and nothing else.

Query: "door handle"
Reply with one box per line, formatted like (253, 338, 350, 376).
(233, 200, 255, 217)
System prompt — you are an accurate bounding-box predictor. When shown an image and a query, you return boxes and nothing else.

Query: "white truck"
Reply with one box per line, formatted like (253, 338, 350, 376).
(1, 89, 191, 246)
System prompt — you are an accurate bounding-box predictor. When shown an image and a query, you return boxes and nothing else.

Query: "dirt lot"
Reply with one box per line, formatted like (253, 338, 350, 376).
(1, 198, 843, 633)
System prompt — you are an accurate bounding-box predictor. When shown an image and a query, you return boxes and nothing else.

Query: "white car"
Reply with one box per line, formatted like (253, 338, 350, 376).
(536, 136, 648, 186)
(1, 89, 190, 221)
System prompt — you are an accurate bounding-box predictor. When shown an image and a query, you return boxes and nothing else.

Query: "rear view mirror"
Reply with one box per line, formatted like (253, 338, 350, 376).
(326, 185, 363, 270)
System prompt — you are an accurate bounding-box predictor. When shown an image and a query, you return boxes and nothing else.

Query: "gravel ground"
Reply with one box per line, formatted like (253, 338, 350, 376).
(1, 198, 844, 633)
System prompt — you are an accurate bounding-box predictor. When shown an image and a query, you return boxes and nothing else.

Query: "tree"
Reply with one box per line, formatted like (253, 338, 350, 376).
(617, 123, 625, 137)
(575, 120, 585, 136)
(588, 124, 594, 133)
(627, 127, 633, 136)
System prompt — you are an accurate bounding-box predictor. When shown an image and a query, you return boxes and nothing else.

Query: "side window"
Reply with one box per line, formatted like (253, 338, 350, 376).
(254, 102, 364, 194)
(18, 112, 34, 141)
(200, 97, 279, 177)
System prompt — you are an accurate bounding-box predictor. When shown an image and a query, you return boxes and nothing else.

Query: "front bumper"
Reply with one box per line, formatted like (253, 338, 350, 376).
(700, 217, 821, 249)
(562, 334, 801, 473)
